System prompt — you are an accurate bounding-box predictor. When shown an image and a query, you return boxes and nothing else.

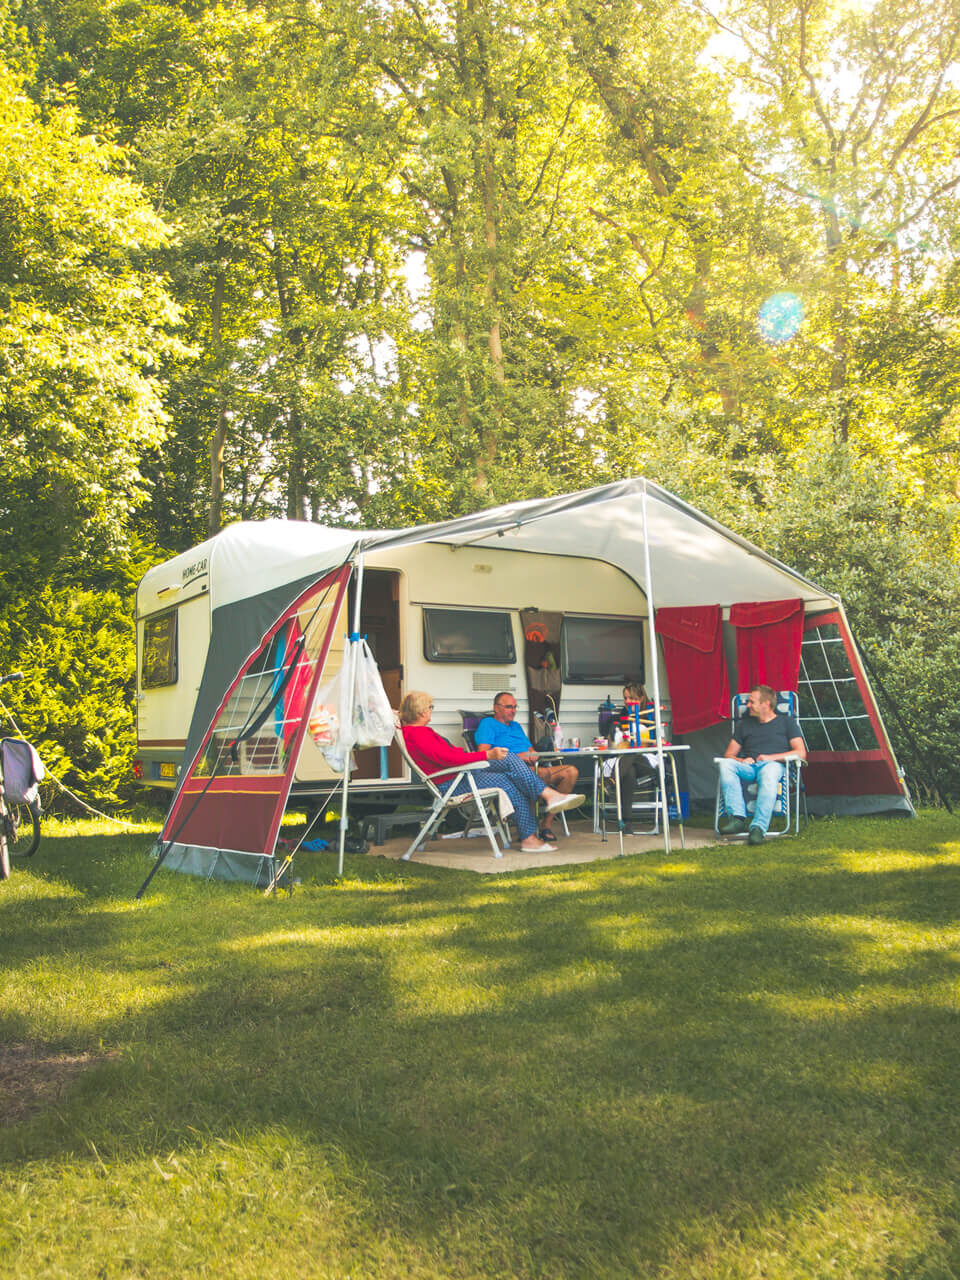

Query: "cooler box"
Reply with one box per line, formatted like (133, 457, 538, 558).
(668, 791, 690, 820)
(667, 749, 689, 819)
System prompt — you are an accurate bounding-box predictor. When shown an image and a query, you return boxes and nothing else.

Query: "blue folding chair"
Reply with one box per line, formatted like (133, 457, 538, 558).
(713, 692, 806, 839)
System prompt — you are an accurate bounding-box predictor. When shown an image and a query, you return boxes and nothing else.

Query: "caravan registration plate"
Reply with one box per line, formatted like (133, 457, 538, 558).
(159, 762, 176, 779)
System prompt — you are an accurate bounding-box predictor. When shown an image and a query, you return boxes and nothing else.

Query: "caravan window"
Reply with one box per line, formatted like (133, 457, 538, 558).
(423, 608, 515, 664)
(562, 616, 645, 685)
(142, 611, 178, 688)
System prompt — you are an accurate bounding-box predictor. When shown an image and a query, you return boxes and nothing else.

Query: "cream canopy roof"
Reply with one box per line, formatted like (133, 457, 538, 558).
(141, 478, 836, 616)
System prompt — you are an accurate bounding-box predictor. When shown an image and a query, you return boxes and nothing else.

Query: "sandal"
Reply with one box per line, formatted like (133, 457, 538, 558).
(520, 839, 557, 853)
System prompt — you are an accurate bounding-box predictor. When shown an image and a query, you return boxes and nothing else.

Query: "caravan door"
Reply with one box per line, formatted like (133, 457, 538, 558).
(293, 567, 406, 788)
(352, 569, 403, 781)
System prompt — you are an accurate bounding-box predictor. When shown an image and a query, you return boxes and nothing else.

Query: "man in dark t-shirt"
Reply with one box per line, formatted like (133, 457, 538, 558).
(717, 684, 806, 844)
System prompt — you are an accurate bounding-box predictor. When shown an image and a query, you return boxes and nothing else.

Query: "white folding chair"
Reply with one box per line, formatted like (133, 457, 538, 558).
(714, 692, 805, 838)
(395, 730, 513, 859)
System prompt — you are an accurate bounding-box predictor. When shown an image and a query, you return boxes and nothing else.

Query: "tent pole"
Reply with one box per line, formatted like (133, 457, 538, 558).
(641, 482, 671, 855)
(338, 556, 365, 875)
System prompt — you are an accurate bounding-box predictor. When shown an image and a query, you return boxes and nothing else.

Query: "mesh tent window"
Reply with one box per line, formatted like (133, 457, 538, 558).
(797, 620, 880, 753)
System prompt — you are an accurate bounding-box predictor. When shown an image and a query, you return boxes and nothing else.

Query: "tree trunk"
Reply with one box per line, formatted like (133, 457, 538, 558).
(476, 78, 504, 491)
(286, 406, 306, 520)
(272, 236, 307, 520)
(569, 13, 738, 414)
(824, 204, 850, 442)
(208, 263, 227, 536)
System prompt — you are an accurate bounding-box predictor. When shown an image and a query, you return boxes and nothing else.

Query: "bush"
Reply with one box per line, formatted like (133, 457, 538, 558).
(752, 443, 960, 805)
(0, 585, 137, 814)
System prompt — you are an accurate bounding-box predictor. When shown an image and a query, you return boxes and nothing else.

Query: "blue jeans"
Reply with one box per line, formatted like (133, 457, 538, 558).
(718, 758, 784, 833)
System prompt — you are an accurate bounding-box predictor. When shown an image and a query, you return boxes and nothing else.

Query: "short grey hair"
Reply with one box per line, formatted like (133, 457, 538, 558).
(399, 690, 432, 724)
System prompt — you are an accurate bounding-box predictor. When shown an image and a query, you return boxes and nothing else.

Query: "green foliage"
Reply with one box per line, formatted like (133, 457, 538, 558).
(0, 55, 183, 590)
(752, 442, 960, 803)
(0, 585, 137, 813)
(88, 0, 416, 535)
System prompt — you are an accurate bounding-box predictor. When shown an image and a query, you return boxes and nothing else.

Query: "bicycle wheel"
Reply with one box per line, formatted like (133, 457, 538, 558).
(6, 802, 40, 857)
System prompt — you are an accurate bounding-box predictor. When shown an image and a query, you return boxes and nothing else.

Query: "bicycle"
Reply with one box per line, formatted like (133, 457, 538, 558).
(0, 672, 42, 880)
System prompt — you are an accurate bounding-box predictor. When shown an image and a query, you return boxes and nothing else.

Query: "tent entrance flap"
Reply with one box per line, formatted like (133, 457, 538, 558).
(155, 565, 351, 881)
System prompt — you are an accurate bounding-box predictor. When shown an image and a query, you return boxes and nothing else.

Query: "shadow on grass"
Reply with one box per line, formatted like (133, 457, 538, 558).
(3, 816, 960, 1274)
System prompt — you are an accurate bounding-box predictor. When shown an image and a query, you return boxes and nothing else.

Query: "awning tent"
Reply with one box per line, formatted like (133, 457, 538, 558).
(142, 479, 912, 890)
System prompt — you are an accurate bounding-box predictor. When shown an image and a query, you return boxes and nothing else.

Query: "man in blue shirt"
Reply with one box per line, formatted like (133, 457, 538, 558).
(717, 684, 806, 845)
(475, 692, 581, 843)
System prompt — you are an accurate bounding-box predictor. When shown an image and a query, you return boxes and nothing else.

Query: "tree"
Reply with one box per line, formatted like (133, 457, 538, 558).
(0, 56, 181, 589)
(18, 0, 415, 538)
(0, 585, 140, 809)
(752, 439, 960, 802)
(699, 0, 960, 454)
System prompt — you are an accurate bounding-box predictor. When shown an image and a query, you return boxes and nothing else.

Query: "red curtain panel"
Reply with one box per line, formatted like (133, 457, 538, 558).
(656, 604, 730, 734)
(729, 598, 804, 693)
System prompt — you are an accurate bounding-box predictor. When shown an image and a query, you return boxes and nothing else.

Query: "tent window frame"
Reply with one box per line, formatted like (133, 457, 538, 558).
(141, 610, 178, 689)
(798, 617, 880, 753)
(561, 615, 645, 686)
(422, 607, 516, 665)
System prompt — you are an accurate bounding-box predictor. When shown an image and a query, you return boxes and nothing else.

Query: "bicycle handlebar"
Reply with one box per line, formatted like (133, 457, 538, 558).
(0, 672, 23, 686)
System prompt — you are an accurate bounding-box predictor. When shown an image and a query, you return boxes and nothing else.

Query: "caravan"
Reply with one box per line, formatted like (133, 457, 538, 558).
(135, 480, 912, 885)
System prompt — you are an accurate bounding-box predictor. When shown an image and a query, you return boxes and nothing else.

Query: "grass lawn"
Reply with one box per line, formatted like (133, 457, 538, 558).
(3, 812, 960, 1278)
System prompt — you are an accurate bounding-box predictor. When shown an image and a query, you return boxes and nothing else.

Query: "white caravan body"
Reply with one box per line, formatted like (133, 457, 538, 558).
(136, 529, 662, 795)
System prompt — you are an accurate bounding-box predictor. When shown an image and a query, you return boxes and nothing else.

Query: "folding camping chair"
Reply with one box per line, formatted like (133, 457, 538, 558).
(713, 692, 805, 839)
(458, 709, 570, 838)
(395, 729, 513, 859)
(458, 709, 487, 752)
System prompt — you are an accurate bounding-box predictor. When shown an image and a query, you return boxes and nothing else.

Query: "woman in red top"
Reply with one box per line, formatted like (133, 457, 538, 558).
(400, 691, 583, 852)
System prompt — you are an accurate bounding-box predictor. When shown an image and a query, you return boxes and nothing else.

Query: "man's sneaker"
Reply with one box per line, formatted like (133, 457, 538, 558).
(747, 825, 765, 846)
(718, 815, 747, 835)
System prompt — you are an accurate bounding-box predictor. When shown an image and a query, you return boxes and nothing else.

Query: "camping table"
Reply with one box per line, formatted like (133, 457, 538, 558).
(545, 745, 689, 857)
